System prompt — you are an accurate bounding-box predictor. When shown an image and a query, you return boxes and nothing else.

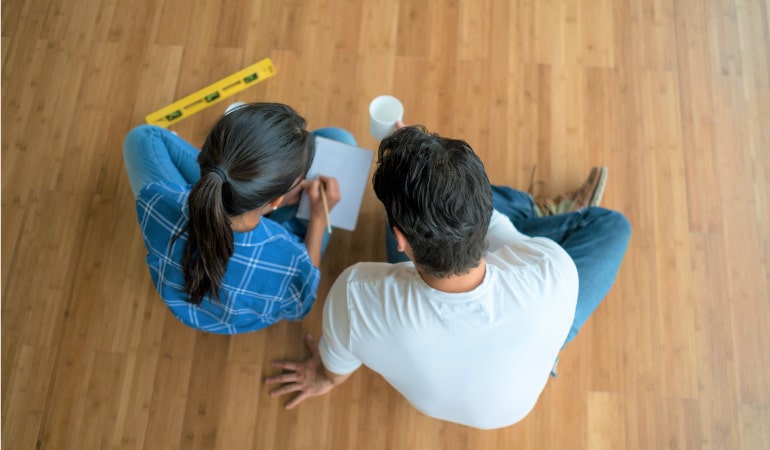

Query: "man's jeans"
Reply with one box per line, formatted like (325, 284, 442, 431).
(385, 185, 631, 346)
(123, 124, 357, 253)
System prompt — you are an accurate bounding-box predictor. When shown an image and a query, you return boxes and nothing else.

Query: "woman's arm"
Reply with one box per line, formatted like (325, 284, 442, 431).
(302, 176, 340, 266)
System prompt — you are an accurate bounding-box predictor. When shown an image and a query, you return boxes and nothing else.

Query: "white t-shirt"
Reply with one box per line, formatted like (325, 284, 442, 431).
(319, 210, 579, 429)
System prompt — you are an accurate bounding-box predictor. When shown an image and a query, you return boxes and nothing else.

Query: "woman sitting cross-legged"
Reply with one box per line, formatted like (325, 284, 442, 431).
(123, 102, 355, 334)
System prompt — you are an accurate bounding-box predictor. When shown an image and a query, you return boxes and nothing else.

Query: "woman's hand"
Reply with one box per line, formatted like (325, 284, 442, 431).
(303, 176, 341, 221)
(302, 176, 340, 267)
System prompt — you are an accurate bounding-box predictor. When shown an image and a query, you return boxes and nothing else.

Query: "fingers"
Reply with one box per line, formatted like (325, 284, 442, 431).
(395, 120, 406, 129)
(317, 176, 341, 207)
(285, 392, 311, 410)
(264, 372, 301, 385)
(267, 379, 313, 410)
(269, 383, 305, 398)
(303, 177, 340, 203)
(303, 179, 321, 201)
(318, 176, 339, 195)
(304, 177, 341, 217)
(270, 360, 303, 371)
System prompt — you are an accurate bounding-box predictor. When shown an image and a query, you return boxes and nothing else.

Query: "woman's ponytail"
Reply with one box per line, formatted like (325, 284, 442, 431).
(182, 170, 234, 305)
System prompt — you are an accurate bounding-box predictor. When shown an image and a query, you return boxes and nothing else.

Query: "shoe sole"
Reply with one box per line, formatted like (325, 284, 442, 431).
(590, 166, 608, 206)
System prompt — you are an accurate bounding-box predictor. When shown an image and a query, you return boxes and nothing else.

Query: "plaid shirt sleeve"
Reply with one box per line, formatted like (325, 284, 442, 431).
(136, 182, 321, 334)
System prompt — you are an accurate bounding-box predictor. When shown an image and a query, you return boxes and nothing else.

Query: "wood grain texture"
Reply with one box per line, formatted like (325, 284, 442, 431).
(2, 0, 769, 448)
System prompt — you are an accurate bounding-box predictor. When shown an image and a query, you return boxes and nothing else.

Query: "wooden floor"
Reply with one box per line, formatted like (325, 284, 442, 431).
(2, 0, 769, 448)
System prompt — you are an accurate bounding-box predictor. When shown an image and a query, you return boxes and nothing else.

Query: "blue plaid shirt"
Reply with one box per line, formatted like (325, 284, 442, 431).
(136, 181, 320, 334)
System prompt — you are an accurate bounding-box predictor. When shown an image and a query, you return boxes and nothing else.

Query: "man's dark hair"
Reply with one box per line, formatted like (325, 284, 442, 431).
(373, 126, 493, 278)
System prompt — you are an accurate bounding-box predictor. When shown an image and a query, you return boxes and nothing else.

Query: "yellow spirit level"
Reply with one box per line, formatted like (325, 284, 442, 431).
(145, 58, 276, 128)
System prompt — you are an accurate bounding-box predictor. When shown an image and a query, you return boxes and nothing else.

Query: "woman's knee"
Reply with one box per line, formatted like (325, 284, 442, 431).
(123, 125, 159, 159)
(312, 127, 357, 146)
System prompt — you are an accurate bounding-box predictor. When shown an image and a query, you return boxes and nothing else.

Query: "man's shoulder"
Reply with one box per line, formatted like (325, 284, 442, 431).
(488, 237, 579, 307)
(491, 237, 576, 273)
(338, 261, 414, 285)
(327, 262, 415, 305)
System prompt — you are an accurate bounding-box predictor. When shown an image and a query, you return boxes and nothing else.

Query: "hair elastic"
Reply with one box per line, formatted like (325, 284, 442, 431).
(210, 167, 229, 184)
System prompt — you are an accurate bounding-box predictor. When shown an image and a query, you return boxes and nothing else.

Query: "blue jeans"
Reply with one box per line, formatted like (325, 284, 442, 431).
(123, 124, 357, 253)
(385, 185, 631, 346)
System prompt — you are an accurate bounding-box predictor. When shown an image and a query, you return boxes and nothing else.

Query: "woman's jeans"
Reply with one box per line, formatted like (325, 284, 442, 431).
(123, 124, 357, 254)
(385, 185, 631, 346)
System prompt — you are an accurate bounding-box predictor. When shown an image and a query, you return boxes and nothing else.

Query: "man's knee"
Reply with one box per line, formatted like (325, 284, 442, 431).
(609, 210, 631, 241)
(589, 207, 631, 245)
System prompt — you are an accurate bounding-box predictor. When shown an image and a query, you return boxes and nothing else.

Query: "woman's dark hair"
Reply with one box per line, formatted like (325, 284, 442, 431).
(182, 103, 315, 305)
(372, 126, 493, 278)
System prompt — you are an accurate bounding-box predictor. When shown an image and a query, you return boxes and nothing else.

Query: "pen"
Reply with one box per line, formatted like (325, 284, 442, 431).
(320, 182, 332, 234)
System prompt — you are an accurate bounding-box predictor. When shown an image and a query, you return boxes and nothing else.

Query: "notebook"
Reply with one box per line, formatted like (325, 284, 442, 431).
(296, 136, 375, 231)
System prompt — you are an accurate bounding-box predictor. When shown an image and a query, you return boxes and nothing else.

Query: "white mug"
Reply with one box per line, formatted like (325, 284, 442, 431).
(369, 95, 404, 140)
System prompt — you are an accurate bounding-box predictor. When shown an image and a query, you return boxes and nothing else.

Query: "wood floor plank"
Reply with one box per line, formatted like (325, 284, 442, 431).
(738, 404, 770, 450)
(657, 397, 703, 450)
(214, 362, 261, 450)
(550, 337, 590, 450)
(142, 355, 193, 450)
(177, 333, 230, 450)
(691, 233, 741, 450)
(644, 71, 699, 400)
(587, 391, 626, 450)
(712, 75, 770, 406)
(675, 0, 724, 233)
(66, 351, 126, 450)
(1, 345, 57, 450)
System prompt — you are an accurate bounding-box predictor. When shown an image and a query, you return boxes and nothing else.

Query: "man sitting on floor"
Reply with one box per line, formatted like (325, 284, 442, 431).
(267, 125, 631, 429)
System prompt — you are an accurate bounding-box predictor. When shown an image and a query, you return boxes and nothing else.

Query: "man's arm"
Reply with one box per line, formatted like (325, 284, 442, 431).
(266, 334, 354, 409)
(268, 267, 361, 409)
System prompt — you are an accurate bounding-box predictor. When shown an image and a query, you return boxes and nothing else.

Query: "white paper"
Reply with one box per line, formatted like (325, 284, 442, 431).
(296, 136, 375, 231)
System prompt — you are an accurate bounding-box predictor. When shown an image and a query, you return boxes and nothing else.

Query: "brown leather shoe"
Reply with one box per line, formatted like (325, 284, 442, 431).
(533, 167, 608, 217)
